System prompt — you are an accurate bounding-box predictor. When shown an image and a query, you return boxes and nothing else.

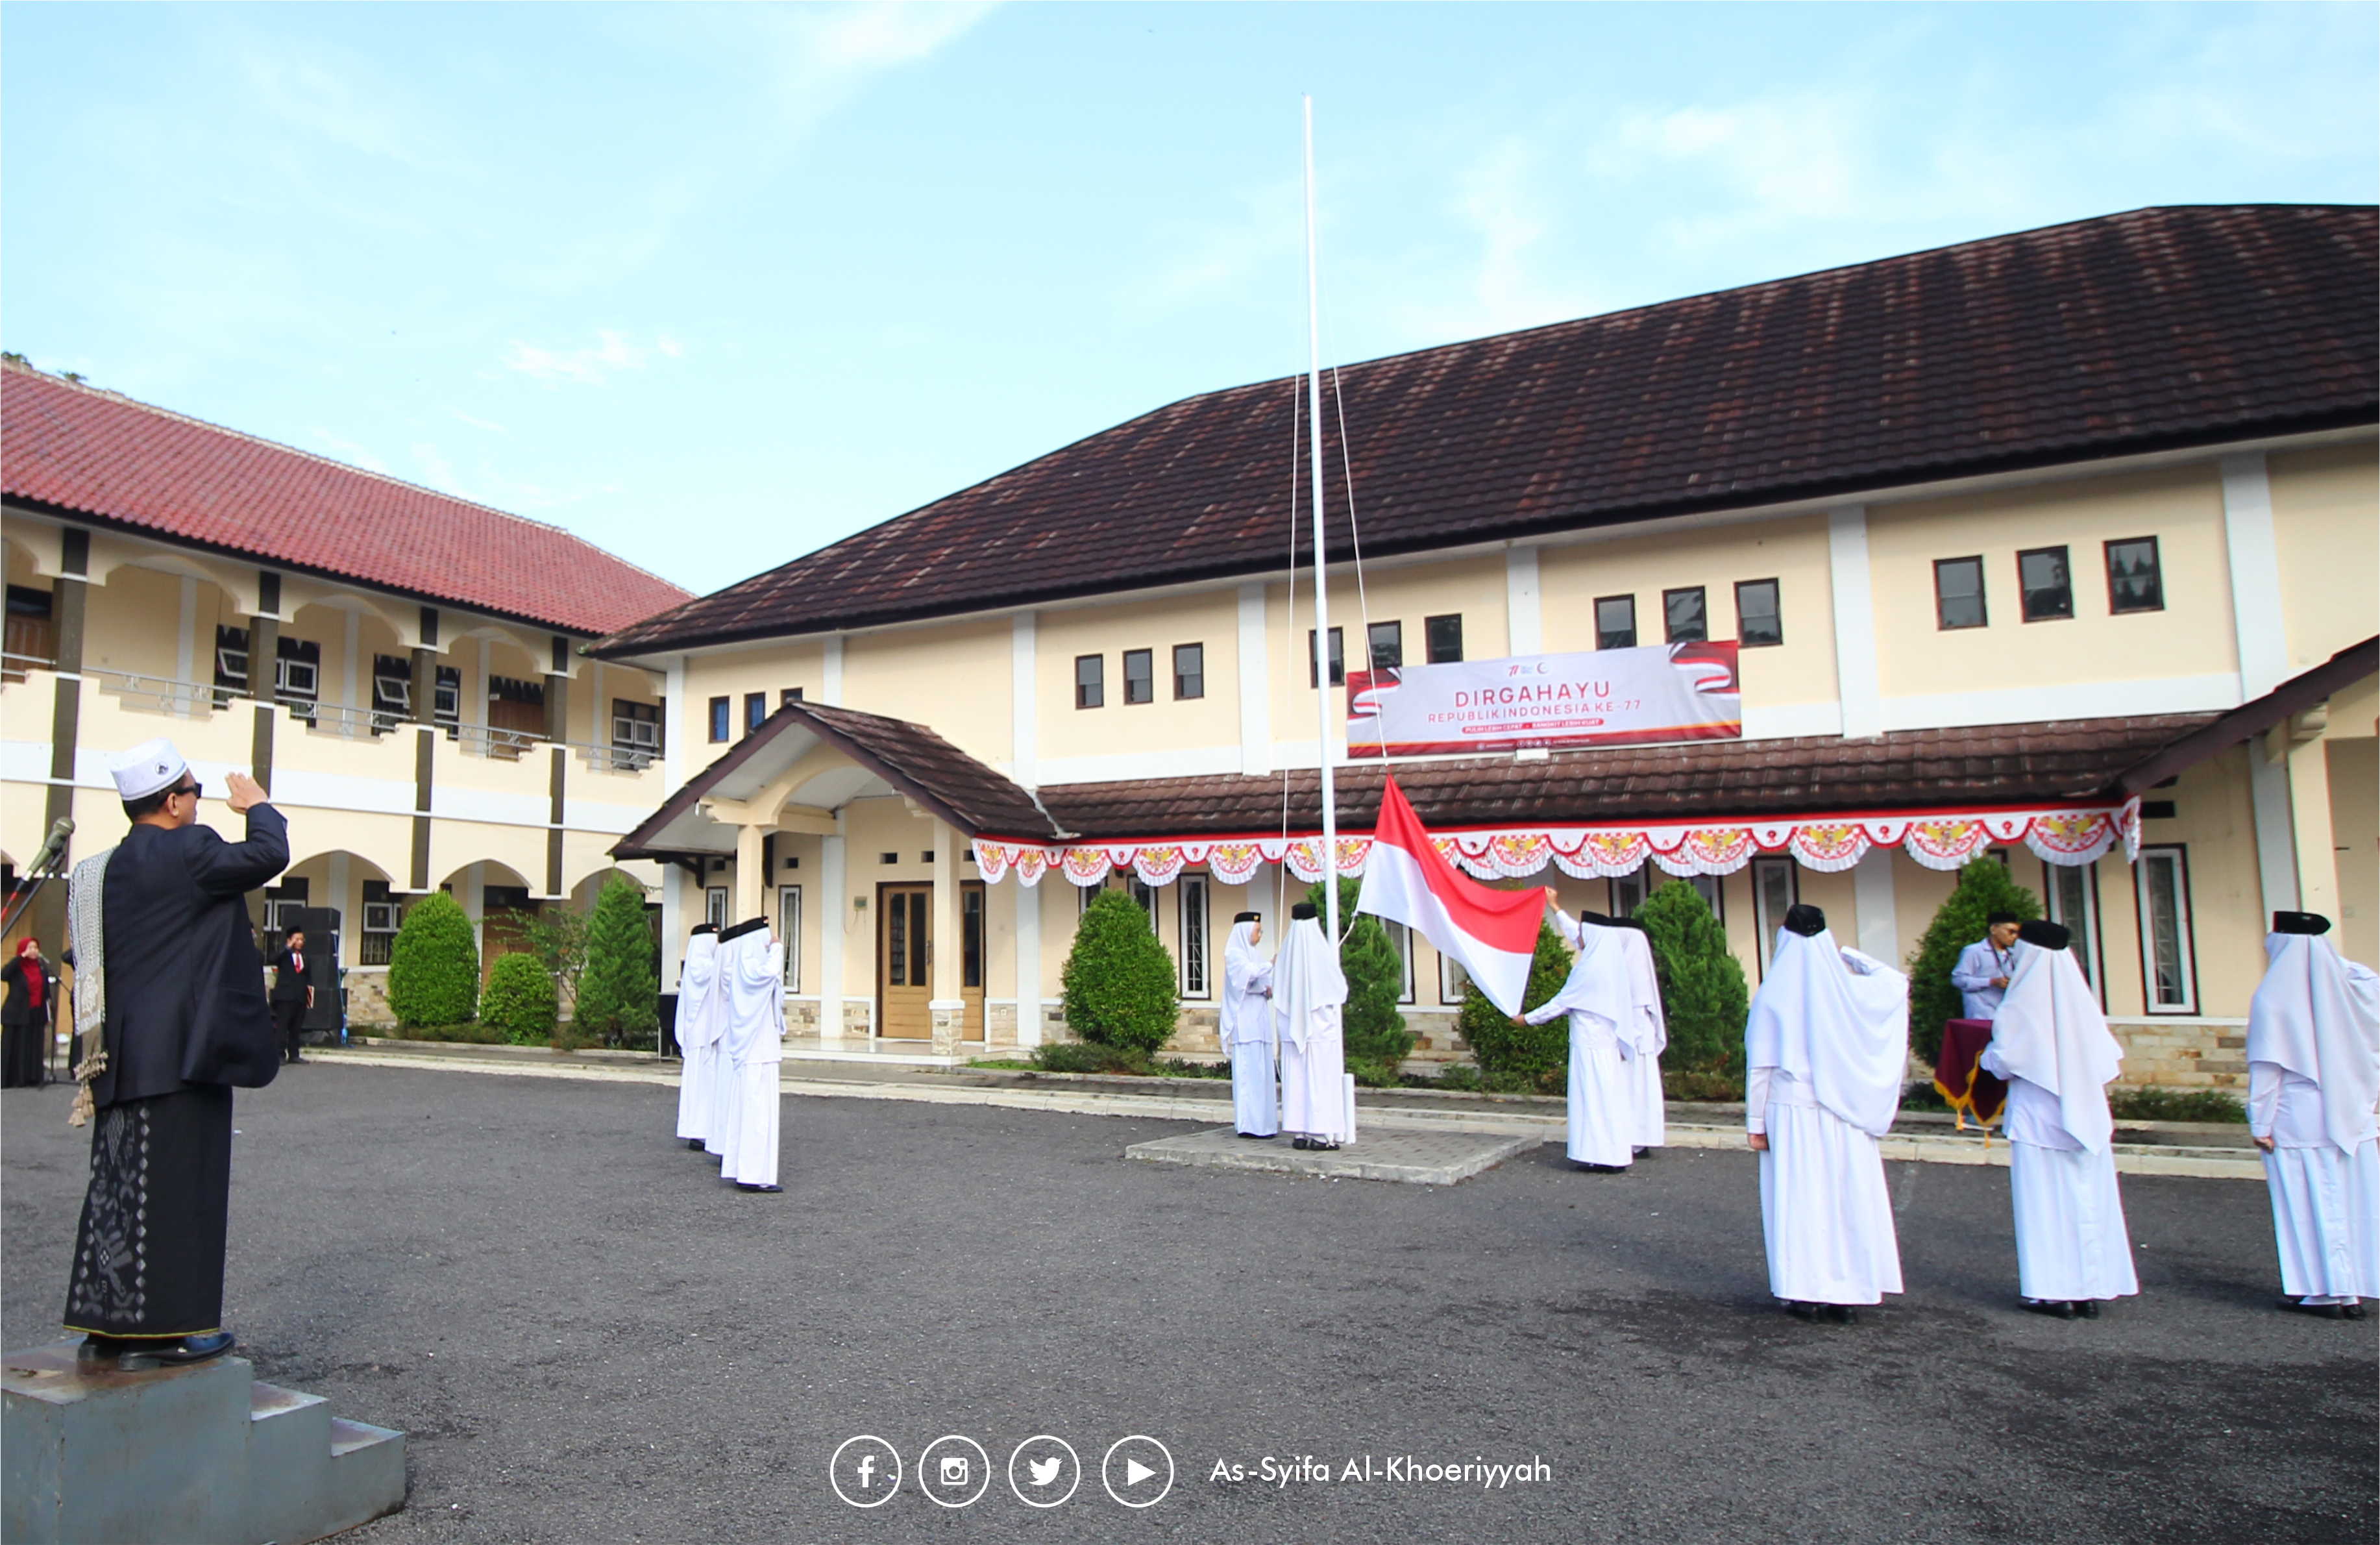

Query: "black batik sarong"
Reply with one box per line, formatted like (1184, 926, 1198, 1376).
(63, 1085, 233, 1339)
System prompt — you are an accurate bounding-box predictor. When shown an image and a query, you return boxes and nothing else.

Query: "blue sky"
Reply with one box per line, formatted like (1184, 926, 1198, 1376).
(6, 3, 2375, 600)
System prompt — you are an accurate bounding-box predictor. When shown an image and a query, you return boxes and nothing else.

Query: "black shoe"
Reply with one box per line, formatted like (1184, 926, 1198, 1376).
(1579, 1162, 1626, 1174)
(2074, 1300, 2100, 1319)
(686, 1139, 705, 1150)
(1292, 1137, 1310, 1150)
(2283, 1298, 2348, 1319)
(94, 1331, 237, 1370)
(2024, 1299, 2078, 1320)
(1785, 1302, 1818, 1322)
(1825, 1305, 1859, 1325)
(2344, 1302, 2368, 1320)
(1312, 1140, 1341, 1152)
(735, 1182, 783, 1193)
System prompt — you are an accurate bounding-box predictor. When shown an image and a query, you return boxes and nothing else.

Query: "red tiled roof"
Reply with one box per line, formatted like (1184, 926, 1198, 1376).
(599, 204, 2378, 657)
(1, 362, 692, 636)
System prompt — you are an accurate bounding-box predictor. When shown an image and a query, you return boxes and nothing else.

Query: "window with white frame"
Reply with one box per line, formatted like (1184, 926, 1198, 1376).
(779, 885, 802, 992)
(1179, 875, 1210, 997)
(2134, 846, 2196, 1014)
(705, 886, 730, 931)
(1127, 876, 1160, 937)
(1610, 867, 1649, 918)
(1751, 856, 1798, 976)
(1384, 919, 1417, 1005)
(2044, 861, 2101, 1002)
(1439, 949, 1470, 1005)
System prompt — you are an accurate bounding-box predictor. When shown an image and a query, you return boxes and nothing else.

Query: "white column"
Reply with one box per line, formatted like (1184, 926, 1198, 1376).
(2221, 453, 2288, 698)
(820, 828, 847, 1041)
(1014, 879, 1043, 1047)
(822, 635, 844, 706)
(1851, 847, 1899, 967)
(464, 861, 486, 956)
(1827, 505, 1883, 739)
(1504, 546, 1542, 655)
(1011, 612, 1037, 788)
(660, 863, 684, 987)
(1237, 582, 1270, 776)
(342, 609, 361, 734)
(928, 824, 963, 1054)
(2249, 754, 2300, 917)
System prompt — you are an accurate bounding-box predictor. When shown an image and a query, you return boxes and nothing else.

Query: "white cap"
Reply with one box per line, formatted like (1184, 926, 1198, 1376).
(110, 738, 190, 801)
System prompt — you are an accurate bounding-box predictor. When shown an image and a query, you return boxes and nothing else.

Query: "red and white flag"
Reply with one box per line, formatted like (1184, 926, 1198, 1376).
(1355, 777, 1547, 1016)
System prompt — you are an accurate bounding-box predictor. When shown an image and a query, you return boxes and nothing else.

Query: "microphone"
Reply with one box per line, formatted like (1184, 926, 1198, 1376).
(28, 817, 73, 874)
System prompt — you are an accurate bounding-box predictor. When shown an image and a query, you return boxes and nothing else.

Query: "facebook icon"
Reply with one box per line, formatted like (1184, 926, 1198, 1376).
(831, 1436, 902, 1509)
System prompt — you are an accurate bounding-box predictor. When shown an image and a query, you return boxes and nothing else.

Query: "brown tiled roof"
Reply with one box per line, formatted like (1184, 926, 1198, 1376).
(599, 204, 2377, 656)
(1024, 717, 2218, 841)
(2, 362, 693, 636)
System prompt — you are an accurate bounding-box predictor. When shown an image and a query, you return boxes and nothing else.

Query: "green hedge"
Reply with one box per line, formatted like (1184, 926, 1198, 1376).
(1455, 918, 1576, 1094)
(481, 952, 559, 1044)
(574, 874, 658, 1049)
(387, 891, 478, 1028)
(1635, 881, 1748, 1091)
(1061, 889, 1180, 1054)
(1908, 860, 2041, 1062)
(1307, 878, 1415, 1087)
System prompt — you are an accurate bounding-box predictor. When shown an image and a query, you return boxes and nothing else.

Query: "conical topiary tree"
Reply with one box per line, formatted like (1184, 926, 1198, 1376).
(1908, 859, 2042, 1063)
(1308, 878, 1413, 1086)
(1455, 915, 1576, 1093)
(1634, 880, 1750, 1098)
(574, 874, 658, 1050)
(1061, 888, 1180, 1056)
(387, 890, 478, 1027)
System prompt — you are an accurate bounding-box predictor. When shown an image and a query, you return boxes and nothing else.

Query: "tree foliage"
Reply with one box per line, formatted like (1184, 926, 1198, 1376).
(1908, 859, 2041, 1062)
(1061, 889, 1181, 1054)
(1310, 878, 1414, 1086)
(574, 873, 658, 1049)
(481, 951, 560, 1044)
(519, 905, 592, 1013)
(1634, 880, 1750, 1090)
(387, 890, 478, 1028)
(1455, 917, 1576, 1091)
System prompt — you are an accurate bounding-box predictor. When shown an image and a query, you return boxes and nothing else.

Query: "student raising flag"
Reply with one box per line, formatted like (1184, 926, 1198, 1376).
(1355, 778, 1549, 1017)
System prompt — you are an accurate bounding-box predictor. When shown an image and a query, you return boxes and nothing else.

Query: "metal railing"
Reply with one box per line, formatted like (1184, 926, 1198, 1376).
(1, 649, 57, 684)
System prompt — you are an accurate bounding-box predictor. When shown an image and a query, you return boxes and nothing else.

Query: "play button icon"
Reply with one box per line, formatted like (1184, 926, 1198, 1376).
(1101, 1435, 1173, 1509)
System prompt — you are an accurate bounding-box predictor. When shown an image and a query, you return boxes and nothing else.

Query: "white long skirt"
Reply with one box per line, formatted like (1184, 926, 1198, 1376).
(2263, 1139, 2380, 1300)
(1628, 1043, 1665, 1150)
(707, 1048, 740, 1160)
(1759, 1102, 1903, 1305)
(723, 1062, 779, 1187)
(1567, 1040, 1634, 1167)
(1281, 1033, 1349, 1141)
(675, 1041, 715, 1143)
(2008, 1141, 2139, 1302)
(1231, 1038, 1278, 1136)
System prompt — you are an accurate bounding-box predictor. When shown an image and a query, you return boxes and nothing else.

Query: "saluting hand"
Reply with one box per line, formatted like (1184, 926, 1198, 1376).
(225, 772, 267, 813)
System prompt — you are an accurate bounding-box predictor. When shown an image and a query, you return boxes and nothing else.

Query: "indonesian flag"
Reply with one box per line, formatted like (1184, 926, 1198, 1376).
(1355, 777, 1547, 1016)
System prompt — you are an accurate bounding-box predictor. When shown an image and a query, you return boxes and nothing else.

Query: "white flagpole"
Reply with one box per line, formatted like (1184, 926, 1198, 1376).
(1303, 95, 1339, 945)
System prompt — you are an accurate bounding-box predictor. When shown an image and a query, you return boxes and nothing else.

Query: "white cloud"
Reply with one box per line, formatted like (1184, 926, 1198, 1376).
(497, 330, 683, 387)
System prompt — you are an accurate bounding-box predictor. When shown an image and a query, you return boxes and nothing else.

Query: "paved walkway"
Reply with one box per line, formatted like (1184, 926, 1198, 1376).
(1127, 1126, 1540, 1185)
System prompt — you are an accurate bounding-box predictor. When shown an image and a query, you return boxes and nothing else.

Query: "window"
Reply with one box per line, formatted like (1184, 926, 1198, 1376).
(3, 584, 55, 678)
(705, 887, 729, 930)
(360, 880, 399, 965)
(708, 696, 731, 742)
(373, 654, 413, 729)
(1079, 882, 1101, 916)
(779, 887, 802, 991)
(1123, 648, 1155, 705)
(961, 885, 983, 991)
(1595, 595, 1638, 650)
(1171, 643, 1204, 700)
(264, 876, 308, 934)
(274, 637, 321, 705)
(745, 692, 768, 733)
(2135, 846, 2196, 1013)
(1934, 557, 1987, 630)
(1751, 857, 1798, 976)
(1075, 654, 1104, 710)
(1608, 868, 1648, 918)
(2105, 538, 2163, 614)
(1735, 580, 1782, 648)
(1384, 919, 1416, 1005)
(611, 700, 660, 769)
(1308, 626, 1344, 687)
(782, 687, 804, 705)
(1425, 613, 1464, 664)
(434, 666, 461, 729)
(1663, 587, 1708, 644)
(1439, 948, 1469, 1005)
(1179, 875, 1210, 997)
(485, 674, 545, 754)
(1125, 877, 1161, 939)
(214, 625, 250, 694)
(1367, 620, 1403, 671)
(1683, 872, 1723, 920)
(2044, 862, 2101, 1002)
(2018, 545, 2073, 622)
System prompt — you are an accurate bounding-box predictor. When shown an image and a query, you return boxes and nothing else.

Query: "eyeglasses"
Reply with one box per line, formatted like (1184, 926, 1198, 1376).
(167, 780, 202, 800)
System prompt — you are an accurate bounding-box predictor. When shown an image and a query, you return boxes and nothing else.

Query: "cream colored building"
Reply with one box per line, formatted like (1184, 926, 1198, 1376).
(1, 362, 691, 1021)
(599, 206, 2377, 1091)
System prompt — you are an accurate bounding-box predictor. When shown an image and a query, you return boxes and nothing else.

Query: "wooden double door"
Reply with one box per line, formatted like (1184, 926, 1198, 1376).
(877, 882, 985, 1041)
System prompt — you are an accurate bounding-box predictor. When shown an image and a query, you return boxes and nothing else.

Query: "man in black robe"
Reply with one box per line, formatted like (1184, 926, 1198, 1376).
(64, 737, 287, 1369)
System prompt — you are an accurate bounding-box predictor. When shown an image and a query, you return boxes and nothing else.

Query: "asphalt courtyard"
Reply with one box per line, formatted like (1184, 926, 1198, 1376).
(4, 1064, 2373, 1544)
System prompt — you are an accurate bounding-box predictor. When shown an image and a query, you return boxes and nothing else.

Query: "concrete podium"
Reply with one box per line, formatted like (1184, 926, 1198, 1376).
(3, 1342, 404, 1544)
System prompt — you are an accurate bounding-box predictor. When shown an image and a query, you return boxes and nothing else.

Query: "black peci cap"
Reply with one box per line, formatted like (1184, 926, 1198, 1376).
(1291, 902, 1318, 920)
(718, 917, 770, 942)
(1782, 904, 1826, 937)
(1233, 911, 1260, 924)
(2272, 911, 2333, 935)
(690, 922, 719, 937)
(2017, 919, 2070, 950)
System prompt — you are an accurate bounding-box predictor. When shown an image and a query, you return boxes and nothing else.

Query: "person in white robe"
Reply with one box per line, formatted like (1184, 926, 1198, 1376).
(2246, 910, 2380, 1318)
(1275, 902, 1350, 1150)
(1527, 910, 1639, 1170)
(719, 920, 785, 1193)
(673, 927, 722, 1151)
(1979, 919, 2138, 1317)
(1221, 913, 1277, 1139)
(1950, 913, 2024, 1021)
(1743, 904, 1908, 1322)
(1550, 908, 1668, 1156)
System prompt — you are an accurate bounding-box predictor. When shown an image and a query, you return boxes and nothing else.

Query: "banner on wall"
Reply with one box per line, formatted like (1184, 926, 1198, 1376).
(1345, 641, 1741, 758)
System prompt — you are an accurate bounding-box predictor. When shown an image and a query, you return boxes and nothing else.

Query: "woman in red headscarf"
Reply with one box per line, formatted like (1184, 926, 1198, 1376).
(1, 935, 54, 1087)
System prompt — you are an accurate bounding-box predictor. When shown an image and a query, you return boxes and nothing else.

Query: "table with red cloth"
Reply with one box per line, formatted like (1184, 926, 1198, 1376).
(1933, 1018, 2007, 1131)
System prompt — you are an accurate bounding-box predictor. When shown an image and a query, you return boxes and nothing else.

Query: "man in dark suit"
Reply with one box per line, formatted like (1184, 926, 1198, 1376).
(64, 737, 288, 1370)
(271, 927, 315, 1064)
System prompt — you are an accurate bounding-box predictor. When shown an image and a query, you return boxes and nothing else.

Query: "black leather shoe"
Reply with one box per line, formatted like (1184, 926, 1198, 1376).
(686, 1139, 705, 1150)
(110, 1331, 237, 1370)
(1312, 1141, 1341, 1151)
(2024, 1299, 2077, 1320)
(2343, 1302, 2368, 1320)
(1826, 1305, 1859, 1325)
(1785, 1302, 1817, 1322)
(2074, 1300, 2100, 1319)
(1292, 1137, 1310, 1150)
(735, 1182, 783, 1193)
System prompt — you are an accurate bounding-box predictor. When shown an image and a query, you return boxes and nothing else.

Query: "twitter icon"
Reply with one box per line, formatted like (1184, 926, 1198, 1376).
(1007, 1436, 1081, 1508)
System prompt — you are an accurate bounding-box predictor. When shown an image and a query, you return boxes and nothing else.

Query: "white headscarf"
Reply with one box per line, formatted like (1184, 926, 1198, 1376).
(675, 933, 722, 1051)
(1220, 921, 1273, 1046)
(722, 929, 785, 1066)
(1271, 915, 1347, 1054)
(1989, 939, 2121, 1152)
(1743, 927, 1909, 1137)
(1522, 924, 1636, 1052)
(2247, 931, 2380, 1156)
(1613, 928, 1668, 1059)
